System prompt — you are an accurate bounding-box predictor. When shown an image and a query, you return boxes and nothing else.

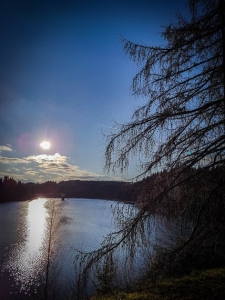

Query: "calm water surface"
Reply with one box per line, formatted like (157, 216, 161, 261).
(0, 198, 124, 299)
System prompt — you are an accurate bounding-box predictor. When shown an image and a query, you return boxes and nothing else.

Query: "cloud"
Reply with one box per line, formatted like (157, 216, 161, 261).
(0, 151, 121, 182)
(0, 156, 30, 164)
(46, 163, 59, 168)
(26, 153, 67, 164)
(24, 169, 39, 176)
(0, 145, 12, 152)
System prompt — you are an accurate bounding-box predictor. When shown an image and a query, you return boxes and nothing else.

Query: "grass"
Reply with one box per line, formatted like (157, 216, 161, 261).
(91, 267, 225, 300)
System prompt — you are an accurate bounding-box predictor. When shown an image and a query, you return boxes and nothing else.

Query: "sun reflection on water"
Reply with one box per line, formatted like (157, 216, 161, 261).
(2, 198, 48, 294)
(27, 198, 47, 254)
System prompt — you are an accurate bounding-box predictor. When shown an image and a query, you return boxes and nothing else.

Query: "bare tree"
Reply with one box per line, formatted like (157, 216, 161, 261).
(76, 0, 225, 295)
(106, 0, 224, 177)
(105, 0, 225, 271)
(105, 0, 225, 275)
(36, 199, 67, 300)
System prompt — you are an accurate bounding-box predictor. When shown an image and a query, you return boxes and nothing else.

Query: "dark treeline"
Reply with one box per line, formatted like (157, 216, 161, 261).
(0, 175, 142, 203)
(1, 165, 223, 207)
(0, 172, 177, 203)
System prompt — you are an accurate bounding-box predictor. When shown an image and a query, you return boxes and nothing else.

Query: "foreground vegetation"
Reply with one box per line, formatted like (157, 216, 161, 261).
(91, 268, 225, 300)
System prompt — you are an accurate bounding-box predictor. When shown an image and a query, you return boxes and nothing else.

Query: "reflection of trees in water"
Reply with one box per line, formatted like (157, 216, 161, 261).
(37, 199, 70, 300)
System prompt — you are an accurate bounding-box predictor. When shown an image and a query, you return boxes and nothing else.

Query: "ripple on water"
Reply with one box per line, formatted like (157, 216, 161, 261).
(1, 199, 49, 298)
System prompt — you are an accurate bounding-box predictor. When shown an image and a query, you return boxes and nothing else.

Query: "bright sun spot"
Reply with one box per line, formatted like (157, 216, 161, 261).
(40, 141, 51, 150)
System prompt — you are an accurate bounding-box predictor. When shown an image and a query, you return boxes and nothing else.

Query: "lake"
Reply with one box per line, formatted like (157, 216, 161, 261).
(0, 198, 141, 299)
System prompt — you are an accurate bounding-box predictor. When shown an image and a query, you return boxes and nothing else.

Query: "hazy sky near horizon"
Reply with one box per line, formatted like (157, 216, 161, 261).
(0, 0, 188, 182)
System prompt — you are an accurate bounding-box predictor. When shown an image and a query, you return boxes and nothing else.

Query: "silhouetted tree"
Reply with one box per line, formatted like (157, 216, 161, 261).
(76, 0, 225, 293)
(106, 0, 224, 178)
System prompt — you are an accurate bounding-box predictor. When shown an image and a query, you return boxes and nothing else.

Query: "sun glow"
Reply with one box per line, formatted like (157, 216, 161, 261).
(40, 141, 51, 150)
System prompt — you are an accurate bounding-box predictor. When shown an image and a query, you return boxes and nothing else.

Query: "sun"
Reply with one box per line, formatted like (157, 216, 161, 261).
(40, 141, 51, 150)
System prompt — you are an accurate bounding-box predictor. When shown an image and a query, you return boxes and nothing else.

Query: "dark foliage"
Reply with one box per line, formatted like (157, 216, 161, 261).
(76, 0, 225, 294)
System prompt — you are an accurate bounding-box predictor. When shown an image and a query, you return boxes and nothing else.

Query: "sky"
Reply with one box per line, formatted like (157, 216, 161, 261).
(0, 0, 188, 183)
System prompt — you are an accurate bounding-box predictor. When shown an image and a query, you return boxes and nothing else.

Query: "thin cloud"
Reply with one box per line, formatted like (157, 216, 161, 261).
(0, 151, 123, 182)
(0, 156, 30, 164)
(0, 145, 12, 152)
(26, 153, 67, 164)
(24, 170, 39, 176)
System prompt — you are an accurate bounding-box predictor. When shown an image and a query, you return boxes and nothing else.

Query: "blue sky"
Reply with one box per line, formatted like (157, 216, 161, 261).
(0, 0, 187, 182)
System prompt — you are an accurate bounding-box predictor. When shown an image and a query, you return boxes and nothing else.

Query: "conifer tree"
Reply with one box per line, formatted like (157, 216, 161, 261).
(105, 0, 225, 180)
(104, 0, 225, 272)
(77, 1, 225, 291)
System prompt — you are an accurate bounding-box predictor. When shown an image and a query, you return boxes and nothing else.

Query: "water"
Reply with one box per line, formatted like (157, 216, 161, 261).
(0, 198, 126, 299)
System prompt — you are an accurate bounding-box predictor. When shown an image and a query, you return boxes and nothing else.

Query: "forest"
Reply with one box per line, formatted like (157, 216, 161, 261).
(0, 173, 148, 202)
(0, 171, 174, 203)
